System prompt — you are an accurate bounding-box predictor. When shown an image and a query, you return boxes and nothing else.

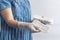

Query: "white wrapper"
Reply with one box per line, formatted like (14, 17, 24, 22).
(32, 15, 53, 25)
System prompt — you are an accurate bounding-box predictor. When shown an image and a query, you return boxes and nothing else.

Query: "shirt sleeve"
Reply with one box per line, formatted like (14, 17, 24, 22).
(0, 0, 11, 10)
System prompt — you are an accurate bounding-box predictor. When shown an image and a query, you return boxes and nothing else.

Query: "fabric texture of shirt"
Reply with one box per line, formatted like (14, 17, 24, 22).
(0, 0, 32, 40)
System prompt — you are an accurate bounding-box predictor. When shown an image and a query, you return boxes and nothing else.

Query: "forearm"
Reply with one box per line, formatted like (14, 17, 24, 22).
(6, 19, 29, 28)
(6, 19, 18, 28)
(0, 8, 29, 28)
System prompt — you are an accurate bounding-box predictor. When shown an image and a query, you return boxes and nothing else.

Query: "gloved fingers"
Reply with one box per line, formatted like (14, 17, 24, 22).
(33, 24, 41, 31)
(30, 26, 41, 33)
(27, 23, 41, 33)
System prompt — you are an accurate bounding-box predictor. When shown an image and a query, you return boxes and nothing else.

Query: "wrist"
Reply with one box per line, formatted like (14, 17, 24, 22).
(18, 22, 31, 28)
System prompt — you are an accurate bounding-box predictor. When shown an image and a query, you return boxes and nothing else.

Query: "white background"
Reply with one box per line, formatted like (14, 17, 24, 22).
(30, 0, 60, 40)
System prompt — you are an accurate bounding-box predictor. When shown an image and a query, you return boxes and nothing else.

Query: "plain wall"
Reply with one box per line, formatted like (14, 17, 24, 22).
(30, 0, 60, 40)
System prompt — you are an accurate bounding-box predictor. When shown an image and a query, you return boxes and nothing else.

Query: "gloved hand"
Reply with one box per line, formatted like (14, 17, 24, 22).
(27, 23, 41, 33)
(18, 22, 41, 33)
(32, 19, 49, 32)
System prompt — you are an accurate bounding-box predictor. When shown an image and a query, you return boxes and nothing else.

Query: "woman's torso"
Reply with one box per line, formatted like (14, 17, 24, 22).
(0, 0, 32, 40)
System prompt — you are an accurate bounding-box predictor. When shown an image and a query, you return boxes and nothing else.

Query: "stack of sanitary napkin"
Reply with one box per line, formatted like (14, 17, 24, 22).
(32, 15, 53, 33)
